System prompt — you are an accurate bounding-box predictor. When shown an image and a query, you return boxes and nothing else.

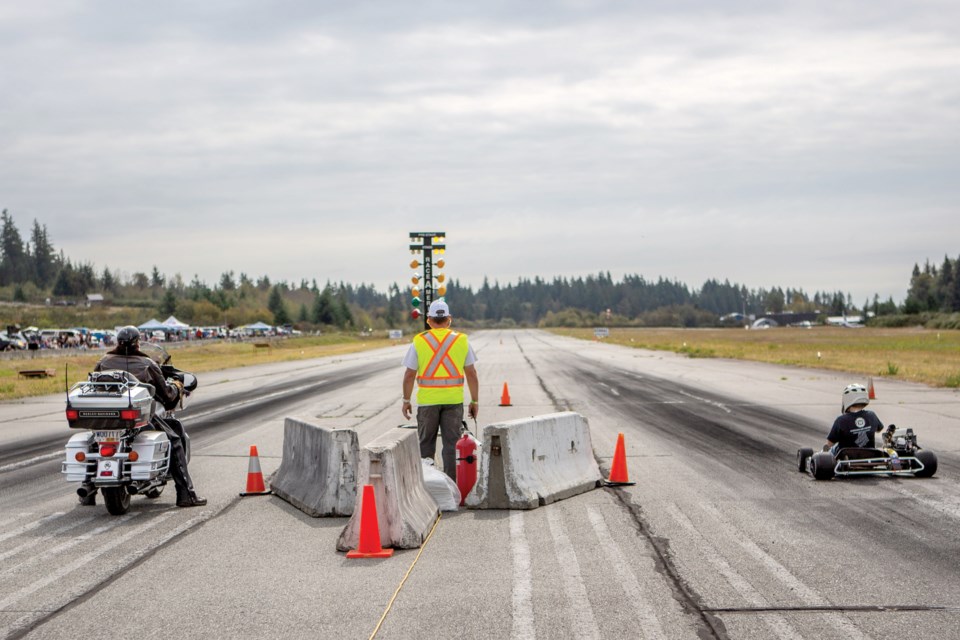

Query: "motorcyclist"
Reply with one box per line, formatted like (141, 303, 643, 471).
(83, 325, 207, 507)
(824, 383, 885, 455)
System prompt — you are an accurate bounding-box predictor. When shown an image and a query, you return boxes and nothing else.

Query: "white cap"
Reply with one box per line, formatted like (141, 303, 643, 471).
(427, 299, 450, 318)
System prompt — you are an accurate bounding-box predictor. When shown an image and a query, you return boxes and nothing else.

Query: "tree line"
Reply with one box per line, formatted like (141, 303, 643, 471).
(1, 209, 957, 329)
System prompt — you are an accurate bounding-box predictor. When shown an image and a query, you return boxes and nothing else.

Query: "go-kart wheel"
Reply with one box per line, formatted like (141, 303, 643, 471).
(811, 452, 835, 480)
(914, 449, 938, 478)
(797, 448, 814, 472)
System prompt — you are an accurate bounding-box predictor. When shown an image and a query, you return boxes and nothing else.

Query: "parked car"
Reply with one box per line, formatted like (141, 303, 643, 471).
(0, 332, 26, 350)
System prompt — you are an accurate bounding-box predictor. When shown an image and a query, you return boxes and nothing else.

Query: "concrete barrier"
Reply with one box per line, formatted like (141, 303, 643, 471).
(270, 417, 359, 517)
(465, 412, 601, 509)
(336, 428, 440, 552)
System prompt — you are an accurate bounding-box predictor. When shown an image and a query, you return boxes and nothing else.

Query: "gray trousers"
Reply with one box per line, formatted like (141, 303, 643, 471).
(417, 404, 463, 481)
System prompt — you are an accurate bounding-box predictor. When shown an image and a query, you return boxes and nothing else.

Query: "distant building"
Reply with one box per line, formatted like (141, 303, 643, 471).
(755, 311, 820, 327)
(86, 293, 105, 306)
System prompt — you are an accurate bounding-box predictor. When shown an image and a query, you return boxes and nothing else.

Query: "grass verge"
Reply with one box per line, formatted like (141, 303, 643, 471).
(0, 334, 397, 402)
(549, 326, 960, 388)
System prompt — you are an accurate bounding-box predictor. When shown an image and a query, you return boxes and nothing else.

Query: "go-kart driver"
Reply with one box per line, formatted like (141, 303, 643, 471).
(824, 383, 885, 455)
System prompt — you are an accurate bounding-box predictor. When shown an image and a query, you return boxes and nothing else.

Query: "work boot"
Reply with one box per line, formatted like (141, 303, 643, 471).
(176, 490, 208, 507)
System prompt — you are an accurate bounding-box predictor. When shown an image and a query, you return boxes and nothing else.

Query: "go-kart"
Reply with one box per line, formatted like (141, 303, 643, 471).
(797, 425, 937, 480)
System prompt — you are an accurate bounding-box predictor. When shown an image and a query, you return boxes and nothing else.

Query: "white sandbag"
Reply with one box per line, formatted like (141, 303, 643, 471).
(421, 458, 461, 511)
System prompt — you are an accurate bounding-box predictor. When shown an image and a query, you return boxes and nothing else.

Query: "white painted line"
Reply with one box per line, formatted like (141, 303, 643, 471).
(666, 504, 805, 640)
(0, 513, 33, 530)
(699, 502, 827, 606)
(0, 451, 62, 474)
(509, 511, 535, 640)
(546, 508, 600, 640)
(4, 509, 217, 636)
(186, 380, 327, 420)
(586, 507, 665, 640)
(0, 512, 65, 544)
(0, 511, 174, 611)
(676, 389, 732, 414)
(691, 501, 874, 639)
(0, 514, 98, 564)
(0, 513, 141, 578)
(888, 484, 960, 521)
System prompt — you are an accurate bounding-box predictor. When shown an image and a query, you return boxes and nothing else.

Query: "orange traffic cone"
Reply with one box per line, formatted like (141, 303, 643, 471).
(239, 445, 272, 496)
(868, 377, 876, 400)
(499, 382, 512, 407)
(603, 433, 636, 486)
(346, 484, 394, 559)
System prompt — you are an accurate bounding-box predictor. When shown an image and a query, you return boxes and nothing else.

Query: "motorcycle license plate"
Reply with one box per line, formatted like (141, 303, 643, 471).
(97, 459, 119, 479)
(94, 430, 124, 442)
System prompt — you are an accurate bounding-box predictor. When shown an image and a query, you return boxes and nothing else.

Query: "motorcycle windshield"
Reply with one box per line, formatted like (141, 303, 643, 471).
(138, 342, 172, 366)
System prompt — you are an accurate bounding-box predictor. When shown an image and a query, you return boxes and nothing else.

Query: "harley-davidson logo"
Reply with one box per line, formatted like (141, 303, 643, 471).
(79, 410, 121, 418)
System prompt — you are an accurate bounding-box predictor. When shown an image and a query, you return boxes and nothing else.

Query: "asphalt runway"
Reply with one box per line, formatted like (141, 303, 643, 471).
(1, 330, 959, 639)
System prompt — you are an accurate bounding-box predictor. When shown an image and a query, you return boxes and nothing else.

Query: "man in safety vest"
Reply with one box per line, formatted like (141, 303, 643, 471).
(401, 299, 479, 481)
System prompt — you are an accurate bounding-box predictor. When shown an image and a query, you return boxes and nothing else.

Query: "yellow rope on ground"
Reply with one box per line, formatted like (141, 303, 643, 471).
(369, 512, 443, 640)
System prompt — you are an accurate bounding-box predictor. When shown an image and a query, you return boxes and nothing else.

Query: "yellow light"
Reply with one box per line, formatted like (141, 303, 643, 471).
(410, 260, 420, 269)
(438, 286, 447, 296)
(436, 274, 445, 283)
(436, 259, 445, 269)
(412, 287, 419, 297)
(411, 276, 420, 285)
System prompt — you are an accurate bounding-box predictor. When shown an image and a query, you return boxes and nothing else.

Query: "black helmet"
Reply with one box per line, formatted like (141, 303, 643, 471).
(116, 326, 141, 349)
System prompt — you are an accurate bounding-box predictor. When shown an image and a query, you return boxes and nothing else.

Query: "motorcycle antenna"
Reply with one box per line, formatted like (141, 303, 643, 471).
(64, 363, 72, 409)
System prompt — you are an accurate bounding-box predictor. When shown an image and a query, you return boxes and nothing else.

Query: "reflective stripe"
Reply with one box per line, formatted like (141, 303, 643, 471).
(421, 332, 462, 379)
(418, 377, 465, 387)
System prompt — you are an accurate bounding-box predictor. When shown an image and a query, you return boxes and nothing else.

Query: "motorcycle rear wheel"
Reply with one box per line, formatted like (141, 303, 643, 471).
(102, 487, 131, 515)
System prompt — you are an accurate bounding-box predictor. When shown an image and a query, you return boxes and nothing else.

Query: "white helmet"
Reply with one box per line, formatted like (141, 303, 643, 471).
(841, 383, 870, 413)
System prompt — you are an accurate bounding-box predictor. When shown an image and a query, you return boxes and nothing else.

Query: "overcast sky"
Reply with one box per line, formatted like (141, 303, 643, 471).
(2, 1, 957, 305)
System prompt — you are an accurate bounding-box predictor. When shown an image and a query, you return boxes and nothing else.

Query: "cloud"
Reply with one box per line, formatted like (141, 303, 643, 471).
(1, 1, 958, 304)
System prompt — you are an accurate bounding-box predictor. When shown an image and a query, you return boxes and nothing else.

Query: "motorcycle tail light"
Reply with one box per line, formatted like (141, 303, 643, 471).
(128, 451, 139, 462)
(75, 452, 86, 462)
(100, 444, 117, 457)
(120, 409, 141, 421)
(66, 409, 79, 421)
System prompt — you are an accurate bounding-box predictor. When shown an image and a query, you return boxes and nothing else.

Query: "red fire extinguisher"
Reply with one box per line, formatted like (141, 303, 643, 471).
(456, 432, 478, 506)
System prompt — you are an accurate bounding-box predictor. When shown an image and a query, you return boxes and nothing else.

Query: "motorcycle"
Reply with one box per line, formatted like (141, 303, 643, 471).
(61, 343, 198, 515)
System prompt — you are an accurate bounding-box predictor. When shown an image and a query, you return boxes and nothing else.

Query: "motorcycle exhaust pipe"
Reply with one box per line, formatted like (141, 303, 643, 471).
(128, 482, 160, 496)
(77, 485, 97, 498)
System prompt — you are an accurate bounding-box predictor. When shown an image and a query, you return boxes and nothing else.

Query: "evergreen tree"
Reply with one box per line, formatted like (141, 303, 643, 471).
(101, 267, 117, 294)
(159, 289, 178, 315)
(268, 285, 290, 325)
(0, 210, 29, 286)
(219, 271, 236, 290)
(30, 220, 58, 287)
(312, 287, 337, 325)
(150, 266, 165, 288)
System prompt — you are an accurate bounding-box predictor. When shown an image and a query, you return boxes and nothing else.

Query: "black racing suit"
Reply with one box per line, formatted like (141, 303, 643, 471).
(94, 350, 198, 499)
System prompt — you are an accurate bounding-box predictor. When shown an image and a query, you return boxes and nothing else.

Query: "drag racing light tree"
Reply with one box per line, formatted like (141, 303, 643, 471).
(409, 231, 446, 331)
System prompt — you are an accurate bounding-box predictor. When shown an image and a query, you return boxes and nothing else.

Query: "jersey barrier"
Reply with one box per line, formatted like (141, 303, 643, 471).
(336, 428, 440, 551)
(270, 417, 359, 517)
(465, 412, 601, 509)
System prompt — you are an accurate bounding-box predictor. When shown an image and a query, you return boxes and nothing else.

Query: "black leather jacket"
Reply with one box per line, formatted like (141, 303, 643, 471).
(95, 350, 180, 410)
